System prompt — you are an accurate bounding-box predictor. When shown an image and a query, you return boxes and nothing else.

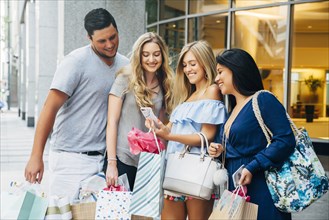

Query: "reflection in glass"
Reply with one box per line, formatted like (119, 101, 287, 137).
(146, 0, 158, 24)
(232, 6, 287, 103)
(291, 1, 329, 124)
(159, 20, 185, 69)
(160, 0, 186, 20)
(189, 0, 229, 14)
(235, 0, 287, 8)
(188, 14, 227, 55)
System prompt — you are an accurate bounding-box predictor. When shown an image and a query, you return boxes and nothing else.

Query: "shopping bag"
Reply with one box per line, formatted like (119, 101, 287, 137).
(1, 190, 48, 220)
(209, 188, 258, 220)
(128, 127, 166, 154)
(77, 172, 107, 202)
(129, 151, 166, 218)
(71, 202, 96, 220)
(95, 190, 132, 219)
(45, 195, 72, 220)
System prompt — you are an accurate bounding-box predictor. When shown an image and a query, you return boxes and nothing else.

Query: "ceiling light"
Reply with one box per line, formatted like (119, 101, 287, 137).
(307, 25, 312, 29)
(216, 20, 221, 23)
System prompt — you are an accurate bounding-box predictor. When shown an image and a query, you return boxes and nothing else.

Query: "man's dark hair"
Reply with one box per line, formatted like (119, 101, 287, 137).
(84, 8, 118, 38)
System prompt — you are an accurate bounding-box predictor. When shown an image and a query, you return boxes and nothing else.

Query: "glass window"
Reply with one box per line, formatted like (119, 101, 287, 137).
(189, 0, 229, 14)
(188, 14, 228, 55)
(160, 0, 186, 20)
(159, 20, 185, 69)
(147, 26, 157, 33)
(290, 1, 329, 139)
(234, 0, 287, 8)
(146, 0, 158, 24)
(232, 6, 288, 103)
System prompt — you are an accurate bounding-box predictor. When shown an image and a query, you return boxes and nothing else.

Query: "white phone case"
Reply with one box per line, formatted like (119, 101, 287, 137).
(140, 107, 158, 123)
(232, 164, 245, 188)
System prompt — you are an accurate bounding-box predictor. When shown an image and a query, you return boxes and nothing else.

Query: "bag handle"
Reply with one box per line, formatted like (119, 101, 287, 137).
(180, 132, 206, 160)
(252, 90, 300, 147)
(150, 128, 162, 153)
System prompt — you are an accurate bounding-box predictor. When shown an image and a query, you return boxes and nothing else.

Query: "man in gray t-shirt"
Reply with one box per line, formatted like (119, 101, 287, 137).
(24, 8, 129, 200)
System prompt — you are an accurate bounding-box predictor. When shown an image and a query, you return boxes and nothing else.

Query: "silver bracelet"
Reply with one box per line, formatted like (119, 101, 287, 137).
(107, 157, 117, 162)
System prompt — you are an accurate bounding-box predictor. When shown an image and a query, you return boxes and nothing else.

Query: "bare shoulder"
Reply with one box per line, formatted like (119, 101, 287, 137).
(203, 84, 221, 101)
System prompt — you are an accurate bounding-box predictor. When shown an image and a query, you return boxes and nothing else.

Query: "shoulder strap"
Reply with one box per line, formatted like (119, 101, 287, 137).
(252, 90, 273, 145)
(252, 90, 299, 147)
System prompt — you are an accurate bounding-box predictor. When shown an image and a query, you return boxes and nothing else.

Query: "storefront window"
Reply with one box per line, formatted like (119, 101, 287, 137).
(159, 20, 185, 69)
(232, 6, 287, 103)
(188, 14, 227, 54)
(146, 0, 158, 24)
(189, 0, 229, 14)
(290, 1, 329, 139)
(234, 0, 287, 8)
(160, 0, 186, 20)
(147, 26, 157, 33)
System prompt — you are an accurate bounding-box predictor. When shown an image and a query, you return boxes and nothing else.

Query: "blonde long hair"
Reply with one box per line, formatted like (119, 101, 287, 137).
(124, 32, 174, 114)
(172, 40, 217, 108)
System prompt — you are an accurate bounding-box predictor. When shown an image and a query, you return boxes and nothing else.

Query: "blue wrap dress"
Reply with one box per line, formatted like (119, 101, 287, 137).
(219, 92, 296, 220)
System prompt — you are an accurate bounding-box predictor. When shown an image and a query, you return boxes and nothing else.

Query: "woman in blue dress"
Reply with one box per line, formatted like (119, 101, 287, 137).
(208, 48, 296, 220)
(147, 41, 227, 219)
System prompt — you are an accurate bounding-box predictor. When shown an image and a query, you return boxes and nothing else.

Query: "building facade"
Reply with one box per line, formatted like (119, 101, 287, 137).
(0, 0, 145, 126)
(146, 0, 328, 142)
(1, 0, 328, 143)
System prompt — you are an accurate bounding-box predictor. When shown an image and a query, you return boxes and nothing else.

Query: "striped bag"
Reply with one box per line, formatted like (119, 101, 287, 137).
(129, 130, 165, 218)
(45, 195, 72, 220)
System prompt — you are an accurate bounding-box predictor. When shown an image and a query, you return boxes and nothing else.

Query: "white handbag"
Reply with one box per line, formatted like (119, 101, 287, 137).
(163, 132, 222, 200)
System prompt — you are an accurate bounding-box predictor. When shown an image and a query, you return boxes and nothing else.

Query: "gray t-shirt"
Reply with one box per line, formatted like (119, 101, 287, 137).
(110, 72, 164, 167)
(50, 45, 129, 153)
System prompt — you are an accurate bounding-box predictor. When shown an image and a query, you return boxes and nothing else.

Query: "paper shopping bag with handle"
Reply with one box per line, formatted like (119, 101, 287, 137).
(45, 195, 72, 220)
(71, 202, 96, 220)
(95, 189, 132, 219)
(129, 151, 166, 218)
(209, 187, 258, 220)
(1, 183, 48, 220)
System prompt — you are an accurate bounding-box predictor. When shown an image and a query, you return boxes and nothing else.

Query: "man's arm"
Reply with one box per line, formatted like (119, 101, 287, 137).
(25, 89, 68, 183)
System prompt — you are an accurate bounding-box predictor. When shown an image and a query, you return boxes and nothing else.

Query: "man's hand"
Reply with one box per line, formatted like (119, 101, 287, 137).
(25, 156, 44, 183)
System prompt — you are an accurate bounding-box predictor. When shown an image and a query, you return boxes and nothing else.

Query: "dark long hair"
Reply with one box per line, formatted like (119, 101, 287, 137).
(84, 8, 118, 38)
(216, 48, 264, 112)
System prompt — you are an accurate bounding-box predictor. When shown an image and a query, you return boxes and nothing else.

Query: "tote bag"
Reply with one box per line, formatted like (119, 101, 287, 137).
(252, 90, 329, 212)
(163, 132, 221, 200)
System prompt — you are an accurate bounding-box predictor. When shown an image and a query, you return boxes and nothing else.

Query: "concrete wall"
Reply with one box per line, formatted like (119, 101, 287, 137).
(14, 0, 145, 127)
(59, 0, 145, 59)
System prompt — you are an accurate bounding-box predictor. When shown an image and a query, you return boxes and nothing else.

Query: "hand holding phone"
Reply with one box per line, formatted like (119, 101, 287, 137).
(140, 107, 159, 126)
(232, 164, 245, 188)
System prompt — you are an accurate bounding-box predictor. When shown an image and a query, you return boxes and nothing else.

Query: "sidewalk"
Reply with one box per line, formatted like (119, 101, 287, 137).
(0, 108, 49, 194)
(1, 108, 329, 219)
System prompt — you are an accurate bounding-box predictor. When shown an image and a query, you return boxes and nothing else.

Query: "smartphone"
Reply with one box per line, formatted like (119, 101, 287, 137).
(140, 107, 159, 126)
(232, 164, 245, 188)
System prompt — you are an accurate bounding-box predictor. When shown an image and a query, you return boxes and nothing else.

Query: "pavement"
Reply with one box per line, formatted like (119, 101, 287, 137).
(0, 109, 50, 208)
(1, 108, 329, 219)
